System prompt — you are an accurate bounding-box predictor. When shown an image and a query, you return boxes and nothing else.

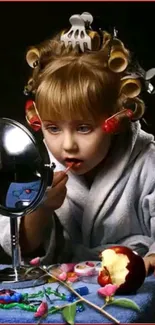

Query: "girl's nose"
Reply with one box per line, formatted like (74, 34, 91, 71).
(63, 132, 78, 152)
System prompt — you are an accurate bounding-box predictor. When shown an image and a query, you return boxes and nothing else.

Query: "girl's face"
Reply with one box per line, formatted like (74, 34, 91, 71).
(42, 119, 111, 175)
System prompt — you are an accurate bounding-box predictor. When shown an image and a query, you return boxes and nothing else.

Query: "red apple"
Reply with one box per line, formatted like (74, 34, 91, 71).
(98, 246, 146, 294)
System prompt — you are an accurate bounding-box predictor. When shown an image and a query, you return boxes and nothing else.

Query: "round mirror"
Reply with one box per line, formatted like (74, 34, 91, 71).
(0, 118, 55, 286)
(0, 118, 54, 217)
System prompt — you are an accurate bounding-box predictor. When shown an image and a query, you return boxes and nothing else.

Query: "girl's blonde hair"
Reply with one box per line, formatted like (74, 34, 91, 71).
(24, 27, 145, 125)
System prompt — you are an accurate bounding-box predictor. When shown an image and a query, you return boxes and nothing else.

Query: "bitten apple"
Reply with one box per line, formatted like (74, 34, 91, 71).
(98, 246, 146, 294)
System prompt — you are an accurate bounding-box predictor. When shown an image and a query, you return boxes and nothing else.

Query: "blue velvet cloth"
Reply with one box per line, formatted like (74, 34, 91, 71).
(6, 181, 40, 208)
(0, 267, 154, 323)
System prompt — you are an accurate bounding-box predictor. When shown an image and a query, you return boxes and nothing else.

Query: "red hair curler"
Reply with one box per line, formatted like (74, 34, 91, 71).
(25, 100, 41, 131)
(101, 109, 134, 134)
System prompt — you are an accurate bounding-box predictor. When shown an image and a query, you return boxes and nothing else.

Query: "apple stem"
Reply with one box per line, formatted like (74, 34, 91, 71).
(43, 268, 120, 324)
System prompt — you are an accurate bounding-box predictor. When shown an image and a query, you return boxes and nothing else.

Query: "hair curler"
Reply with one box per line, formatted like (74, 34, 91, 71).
(108, 38, 129, 73)
(25, 100, 41, 131)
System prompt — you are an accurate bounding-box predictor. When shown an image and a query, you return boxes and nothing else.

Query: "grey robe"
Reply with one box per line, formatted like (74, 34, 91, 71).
(0, 122, 155, 264)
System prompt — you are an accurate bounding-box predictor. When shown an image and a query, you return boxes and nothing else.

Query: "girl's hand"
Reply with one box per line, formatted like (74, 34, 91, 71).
(143, 254, 155, 276)
(43, 171, 68, 211)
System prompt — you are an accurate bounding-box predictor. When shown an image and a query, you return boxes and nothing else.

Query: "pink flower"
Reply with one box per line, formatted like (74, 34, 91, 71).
(67, 275, 79, 283)
(34, 301, 48, 318)
(60, 263, 76, 272)
(58, 271, 67, 281)
(98, 284, 118, 297)
(30, 257, 40, 266)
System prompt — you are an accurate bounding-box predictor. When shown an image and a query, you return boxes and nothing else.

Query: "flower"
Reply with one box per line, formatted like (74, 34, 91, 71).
(67, 275, 79, 283)
(60, 263, 76, 273)
(29, 257, 40, 266)
(58, 272, 67, 281)
(34, 301, 48, 318)
(98, 284, 118, 302)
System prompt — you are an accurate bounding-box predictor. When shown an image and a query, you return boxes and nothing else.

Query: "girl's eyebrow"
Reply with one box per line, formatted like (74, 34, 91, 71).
(42, 120, 56, 123)
(42, 120, 94, 124)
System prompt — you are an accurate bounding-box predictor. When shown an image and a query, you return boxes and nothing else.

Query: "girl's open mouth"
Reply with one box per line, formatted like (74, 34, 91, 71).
(65, 158, 83, 168)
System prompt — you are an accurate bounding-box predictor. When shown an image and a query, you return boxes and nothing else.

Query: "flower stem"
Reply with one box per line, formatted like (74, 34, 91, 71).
(43, 269, 120, 324)
(101, 302, 108, 309)
(55, 298, 82, 311)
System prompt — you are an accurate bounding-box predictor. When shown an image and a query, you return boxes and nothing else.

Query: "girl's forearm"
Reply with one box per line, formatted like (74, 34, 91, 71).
(19, 205, 52, 254)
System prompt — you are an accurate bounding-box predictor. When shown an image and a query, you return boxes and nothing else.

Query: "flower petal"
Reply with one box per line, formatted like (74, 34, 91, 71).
(60, 263, 76, 272)
(29, 257, 40, 266)
(67, 275, 79, 283)
(34, 301, 48, 318)
(58, 272, 67, 281)
(98, 284, 118, 297)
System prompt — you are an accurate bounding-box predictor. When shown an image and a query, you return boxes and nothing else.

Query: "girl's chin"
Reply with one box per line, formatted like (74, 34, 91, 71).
(70, 166, 85, 174)
(65, 163, 85, 175)
(70, 165, 91, 176)
(71, 169, 85, 175)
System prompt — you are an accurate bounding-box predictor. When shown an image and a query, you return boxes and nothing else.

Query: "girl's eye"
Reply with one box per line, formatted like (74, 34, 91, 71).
(77, 125, 92, 133)
(46, 125, 61, 134)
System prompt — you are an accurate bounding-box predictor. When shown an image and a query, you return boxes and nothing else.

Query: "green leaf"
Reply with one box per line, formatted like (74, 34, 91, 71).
(62, 303, 77, 325)
(109, 298, 140, 311)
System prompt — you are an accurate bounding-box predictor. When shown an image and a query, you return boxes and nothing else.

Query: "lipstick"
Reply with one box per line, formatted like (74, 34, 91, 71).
(64, 162, 75, 174)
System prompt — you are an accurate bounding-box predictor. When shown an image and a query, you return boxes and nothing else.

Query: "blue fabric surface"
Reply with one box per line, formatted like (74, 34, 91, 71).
(0, 270, 154, 323)
(6, 181, 40, 208)
(0, 265, 46, 290)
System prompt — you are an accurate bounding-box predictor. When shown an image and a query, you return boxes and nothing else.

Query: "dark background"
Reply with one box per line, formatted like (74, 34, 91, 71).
(1, 1, 155, 133)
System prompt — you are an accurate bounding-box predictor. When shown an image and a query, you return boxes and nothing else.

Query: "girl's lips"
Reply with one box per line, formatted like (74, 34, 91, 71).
(65, 160, 83, 168)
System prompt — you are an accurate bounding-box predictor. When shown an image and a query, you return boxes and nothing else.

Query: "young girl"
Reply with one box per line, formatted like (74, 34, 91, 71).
(0, 12, 155, 275)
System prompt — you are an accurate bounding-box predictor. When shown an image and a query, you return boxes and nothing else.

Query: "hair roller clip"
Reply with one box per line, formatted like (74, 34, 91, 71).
(23, 85, 30, 96)
(26, 48, 40, 68)
(81, 12, 102, 50)
(120, 74, 142, 98)
(80, 12, 93, 27)
(127, 59, 155, 95)
(23, 78, 35, 96)
(25, 100, 41, 131)
(144, 68, 155, 94)
(108, 38, 129, 73)
(123, 97, 145, 120)
(102, 96, 145, 134)
(60, 12, 93, 52)
(101, 109, 133, 134)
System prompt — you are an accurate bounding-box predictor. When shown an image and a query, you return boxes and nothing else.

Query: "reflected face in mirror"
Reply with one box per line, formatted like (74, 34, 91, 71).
(0, 118, 52, 216)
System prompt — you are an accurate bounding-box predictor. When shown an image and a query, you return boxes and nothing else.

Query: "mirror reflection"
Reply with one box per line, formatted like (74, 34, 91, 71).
(0, 118, 51, 216)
